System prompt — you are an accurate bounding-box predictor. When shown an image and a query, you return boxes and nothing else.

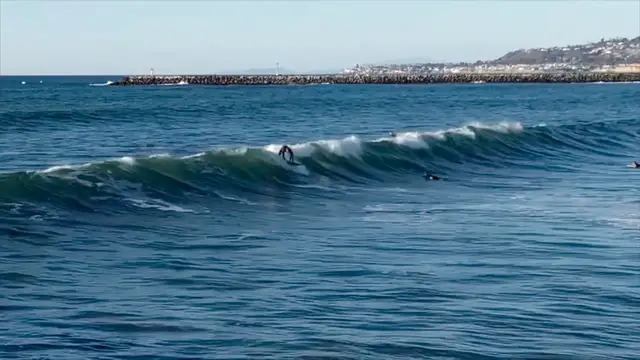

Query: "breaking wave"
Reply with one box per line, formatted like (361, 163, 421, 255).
(0, 120, 637, 215)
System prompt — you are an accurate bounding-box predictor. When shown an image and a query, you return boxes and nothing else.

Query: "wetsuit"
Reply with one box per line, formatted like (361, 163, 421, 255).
(279, 145, 294, 163)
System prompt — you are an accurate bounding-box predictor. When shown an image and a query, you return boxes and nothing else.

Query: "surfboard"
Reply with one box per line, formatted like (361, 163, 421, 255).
(287, 161, 302, 166)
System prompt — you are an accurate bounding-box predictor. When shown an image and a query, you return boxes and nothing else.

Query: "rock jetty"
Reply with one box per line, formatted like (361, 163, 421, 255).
(111, 72, 640, 86)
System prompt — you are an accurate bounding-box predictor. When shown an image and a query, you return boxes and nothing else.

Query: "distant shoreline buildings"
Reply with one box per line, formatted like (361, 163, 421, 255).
(343, 37, 640, 75)
(112, 36, 640, 85)
(342, 63, 640, 76)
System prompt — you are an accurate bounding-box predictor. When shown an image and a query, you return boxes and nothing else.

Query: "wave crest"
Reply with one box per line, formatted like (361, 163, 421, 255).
(0, 120, 636, 214)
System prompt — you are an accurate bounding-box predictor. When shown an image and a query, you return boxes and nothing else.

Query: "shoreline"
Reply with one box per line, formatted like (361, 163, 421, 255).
(110, 72, 640, 86)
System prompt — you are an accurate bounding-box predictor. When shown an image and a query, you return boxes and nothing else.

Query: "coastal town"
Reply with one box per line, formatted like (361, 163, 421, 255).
(112, 36, 640, 86)
(343, 37, 640, 75)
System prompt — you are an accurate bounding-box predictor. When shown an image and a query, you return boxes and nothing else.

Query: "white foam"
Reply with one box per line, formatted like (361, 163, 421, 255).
(126, 198, 195, 213)
(288, 163, 310, 175)
(433, 126, 476, 139)
(237, 232, 263, 241)
(180, 152, 206, 160)
(213, 147, 249, 156)
(273, 179, 335, 191)
(363, 203, 419, 213)
(40, 165, 76, 173)
(4, 202, 23, 214)
(265, 135, 364, 158)
(605, 215, 640, 230)
(213, 191, 257, 205)
(89, 81, 114, 87)
(588, 81, 640, 85)
(312, 135, 363, 157)
(38, 162, 93, 174)
(159, 80, 189, 86)
(257, 122, 526, 167)
(74, 178, 96, 188)
(426, 121, 523, 140)
(371, 121, 523, 146)
(28, 121, 526, 175)
(385, 132, 428, 149)
(116, 156, 136, 165)
(361, 203, 438, 224)
(468, 121, 524, 133)
(37, 156, 136, 175)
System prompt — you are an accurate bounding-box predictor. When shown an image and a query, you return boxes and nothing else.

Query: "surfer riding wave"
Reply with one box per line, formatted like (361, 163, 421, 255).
(279, 145, 295, 164)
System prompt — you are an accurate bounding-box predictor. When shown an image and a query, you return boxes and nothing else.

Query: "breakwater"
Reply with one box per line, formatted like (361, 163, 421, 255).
(111, 72, 640, 86)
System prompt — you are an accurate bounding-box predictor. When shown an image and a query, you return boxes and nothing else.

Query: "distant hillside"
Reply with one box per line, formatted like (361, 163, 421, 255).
(486, 36, 640, 66)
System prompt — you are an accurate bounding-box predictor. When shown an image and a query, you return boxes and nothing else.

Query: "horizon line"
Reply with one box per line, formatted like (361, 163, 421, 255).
(0, 73, 345, 77)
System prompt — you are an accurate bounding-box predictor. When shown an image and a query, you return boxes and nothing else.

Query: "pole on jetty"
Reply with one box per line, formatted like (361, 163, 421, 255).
(149, 68, 155, 76)
(276, 62, 280, 76)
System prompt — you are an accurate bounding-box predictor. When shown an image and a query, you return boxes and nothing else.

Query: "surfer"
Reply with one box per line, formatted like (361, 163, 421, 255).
(632, 161, 640, 168)
(278, 145, 294, 163)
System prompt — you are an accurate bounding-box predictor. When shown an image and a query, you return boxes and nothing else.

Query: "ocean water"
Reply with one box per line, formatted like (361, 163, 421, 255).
(0, 76, 638, 360)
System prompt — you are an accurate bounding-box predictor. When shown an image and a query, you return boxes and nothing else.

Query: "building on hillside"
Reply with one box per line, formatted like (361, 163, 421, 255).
(611, 64, 640, 72)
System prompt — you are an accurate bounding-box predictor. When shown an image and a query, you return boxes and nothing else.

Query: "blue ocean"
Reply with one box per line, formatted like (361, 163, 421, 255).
(0, 76, 638, 360)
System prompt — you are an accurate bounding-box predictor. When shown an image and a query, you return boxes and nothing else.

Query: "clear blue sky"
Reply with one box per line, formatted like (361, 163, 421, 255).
(1, 0, 639, 75)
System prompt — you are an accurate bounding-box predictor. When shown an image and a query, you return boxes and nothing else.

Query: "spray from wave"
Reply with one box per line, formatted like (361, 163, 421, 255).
(89, 81, 115, 87)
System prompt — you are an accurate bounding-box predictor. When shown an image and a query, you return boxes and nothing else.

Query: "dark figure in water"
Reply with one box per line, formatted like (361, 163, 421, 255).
(632, 161, 640, 168)
(279, 145, 294, 163)
(423, 172, 440, 180)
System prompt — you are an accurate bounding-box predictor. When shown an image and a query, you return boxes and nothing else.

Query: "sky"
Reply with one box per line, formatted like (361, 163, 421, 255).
(1, 0, 639, 75)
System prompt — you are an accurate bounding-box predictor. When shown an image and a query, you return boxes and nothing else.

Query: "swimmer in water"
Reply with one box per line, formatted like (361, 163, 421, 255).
(389, 132, 397, 138)
(278, 145, 294, 163)
(632, 161, 640, 168)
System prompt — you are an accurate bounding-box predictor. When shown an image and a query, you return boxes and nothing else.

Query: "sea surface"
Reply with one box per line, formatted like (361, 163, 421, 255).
(0, 76, 638, 360)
